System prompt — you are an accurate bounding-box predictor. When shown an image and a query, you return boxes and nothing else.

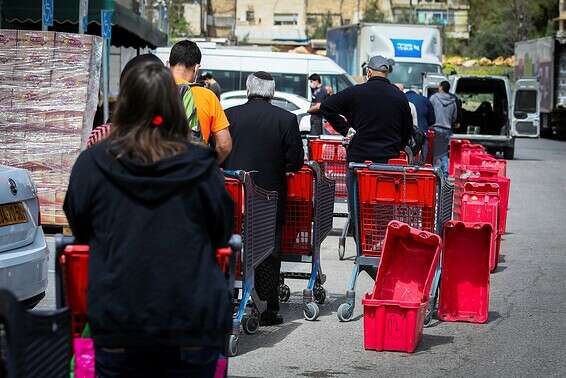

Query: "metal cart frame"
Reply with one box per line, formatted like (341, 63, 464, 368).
(279, 161, 335, 321)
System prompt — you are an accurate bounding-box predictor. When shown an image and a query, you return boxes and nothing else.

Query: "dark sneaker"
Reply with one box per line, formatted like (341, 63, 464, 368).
(260, 311, 283, 326)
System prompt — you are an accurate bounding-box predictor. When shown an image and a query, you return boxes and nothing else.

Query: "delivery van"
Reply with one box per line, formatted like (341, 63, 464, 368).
(155, 46, 356, 99)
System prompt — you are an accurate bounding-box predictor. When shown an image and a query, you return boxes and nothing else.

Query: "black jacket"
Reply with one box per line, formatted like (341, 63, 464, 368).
(223, 98, 304, 222)
(63, 140, 234, 349)
(320, 76, 414, 163)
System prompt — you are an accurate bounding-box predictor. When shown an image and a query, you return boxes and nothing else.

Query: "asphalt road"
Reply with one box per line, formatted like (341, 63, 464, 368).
(41, 138, 566, 377)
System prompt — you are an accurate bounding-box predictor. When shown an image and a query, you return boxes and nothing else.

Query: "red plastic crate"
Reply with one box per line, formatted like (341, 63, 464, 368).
(448, 139, 471, 176)
(438, 221, 492, 323)
(460, 183, 500, 272)
(481, 159, 507, 177)
(59, 245, 89, 337)
(371, 221, 442, 303)
(453, 174, 510, 235)
(362, 299, 427, 353)
(468, 154, 496, 165)
(309, 138, 348, 199)
(356, 169, 437, 256)
(281, 167, 314, 255)
(362, 222, 441, 353)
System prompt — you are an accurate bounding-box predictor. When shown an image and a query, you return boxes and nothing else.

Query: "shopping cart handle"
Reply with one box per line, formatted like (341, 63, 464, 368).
(54, 234, 76, 254)
(228, 234, 242, 251)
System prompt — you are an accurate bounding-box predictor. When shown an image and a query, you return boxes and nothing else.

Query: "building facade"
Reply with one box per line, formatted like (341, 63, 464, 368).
(177, 0, 469, 43)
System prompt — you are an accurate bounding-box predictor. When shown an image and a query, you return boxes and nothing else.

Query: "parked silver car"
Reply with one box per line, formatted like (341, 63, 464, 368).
(0, 166, 49, 308)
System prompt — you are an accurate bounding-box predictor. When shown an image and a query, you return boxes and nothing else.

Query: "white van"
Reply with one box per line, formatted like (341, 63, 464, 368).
(155, 46, 357, 99)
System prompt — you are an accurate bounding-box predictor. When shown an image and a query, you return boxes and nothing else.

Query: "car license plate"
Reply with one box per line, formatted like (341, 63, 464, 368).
(0, 203, 28, 227)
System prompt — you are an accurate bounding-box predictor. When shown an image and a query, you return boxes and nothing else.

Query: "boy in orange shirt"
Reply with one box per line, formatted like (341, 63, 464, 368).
(169, 40, 232, 163)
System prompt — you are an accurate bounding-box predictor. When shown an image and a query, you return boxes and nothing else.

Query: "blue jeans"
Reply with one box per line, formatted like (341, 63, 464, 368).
(434, 153, 449, 179)
(95, 346, 225, 378)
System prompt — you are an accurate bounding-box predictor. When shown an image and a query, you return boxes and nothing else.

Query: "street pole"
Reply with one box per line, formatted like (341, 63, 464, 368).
(101, 10, 112, 123)
(79, 0, 88, 34)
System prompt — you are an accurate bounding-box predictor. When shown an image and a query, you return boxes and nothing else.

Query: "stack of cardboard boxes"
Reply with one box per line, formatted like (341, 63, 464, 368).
(0, 30, 102, 225)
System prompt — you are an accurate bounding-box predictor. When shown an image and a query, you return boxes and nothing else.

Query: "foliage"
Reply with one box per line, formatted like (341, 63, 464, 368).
(362, 0, 386, 23)
(311, 12, 334, 40)
(168, 2, 191, 38)
(467, 0, 558, 58)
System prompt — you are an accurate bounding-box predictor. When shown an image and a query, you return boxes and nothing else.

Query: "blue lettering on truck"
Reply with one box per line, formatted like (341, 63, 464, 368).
(391, 39, 423, 58)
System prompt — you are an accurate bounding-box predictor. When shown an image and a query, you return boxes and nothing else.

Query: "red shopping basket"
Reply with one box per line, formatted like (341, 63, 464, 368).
(309, 138, 348, 199)
(438, 221, 492, 324)
(356, 168, 437, 256)
(281, 166, 314, 255)
(363, 221, 441, 352)
(59, 245, 89, 337)
(460, 183, 501, 272)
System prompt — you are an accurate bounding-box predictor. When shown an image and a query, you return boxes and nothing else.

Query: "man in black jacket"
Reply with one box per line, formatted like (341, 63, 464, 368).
(320, 55, 414, 164)
(224, 71, 304, 325)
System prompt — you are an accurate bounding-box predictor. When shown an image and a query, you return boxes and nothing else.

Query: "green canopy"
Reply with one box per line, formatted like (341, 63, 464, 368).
(1, 0, 167, 48)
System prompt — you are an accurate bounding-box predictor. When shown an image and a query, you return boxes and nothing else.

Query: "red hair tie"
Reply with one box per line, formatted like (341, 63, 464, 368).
(152, 115, 164, 127)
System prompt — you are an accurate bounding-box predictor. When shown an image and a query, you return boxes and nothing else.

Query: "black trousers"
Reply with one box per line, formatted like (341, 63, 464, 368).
(255, 227, 282, 313)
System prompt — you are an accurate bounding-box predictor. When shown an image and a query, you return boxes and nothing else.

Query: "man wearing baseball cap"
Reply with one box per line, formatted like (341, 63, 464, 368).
(320, 55, 413, 164)
(320, 55, 413, 245)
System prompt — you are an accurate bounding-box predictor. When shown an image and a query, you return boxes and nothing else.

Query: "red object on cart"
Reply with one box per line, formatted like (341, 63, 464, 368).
(363, 221, 441, 353)
(309, 138, 348, 199)
(224, 177, 244, 277)
(281, 166, 314, 255)
(460, 183, 501, 272)
(356, 167, 437, 257)
(438, 221, 492, 323)
(481, 159, 507, 177)
(59, 245, 89, 337)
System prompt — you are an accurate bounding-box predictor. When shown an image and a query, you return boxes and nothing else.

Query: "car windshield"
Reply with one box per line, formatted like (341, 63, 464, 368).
(388, 63, 442, 87)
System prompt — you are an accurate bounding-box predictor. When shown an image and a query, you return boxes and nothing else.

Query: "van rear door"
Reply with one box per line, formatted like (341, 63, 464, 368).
(512, 79, 540, 137)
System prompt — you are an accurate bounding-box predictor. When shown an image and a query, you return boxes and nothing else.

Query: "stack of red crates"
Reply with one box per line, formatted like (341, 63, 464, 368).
(450, 139, 511, 271)
(59, 245, 90, 337)
(362, 221, 441, 353)
(281, 166, 314, 255)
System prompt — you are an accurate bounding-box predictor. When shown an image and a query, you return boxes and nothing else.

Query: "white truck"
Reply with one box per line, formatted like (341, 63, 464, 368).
(326, 23, 443, 87)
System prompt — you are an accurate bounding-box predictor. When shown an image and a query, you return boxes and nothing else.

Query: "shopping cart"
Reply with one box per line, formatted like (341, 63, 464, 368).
(336, 162, 453, 325)
(307, 135, 350, 260)
(223, 170, 278, 355)
(54, 234, 242, 355)
(279, 161, 335, 321)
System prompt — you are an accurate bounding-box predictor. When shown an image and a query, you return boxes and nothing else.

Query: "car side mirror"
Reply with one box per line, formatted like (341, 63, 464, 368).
(514, 111, 528, 119)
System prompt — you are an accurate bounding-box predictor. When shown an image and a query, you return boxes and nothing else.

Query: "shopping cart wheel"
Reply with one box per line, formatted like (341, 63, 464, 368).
(242, 314, 259, 335)
(338, 239, 346, 260)
(279, 284, 291, 302)
(337, 303, 353, 322)
(314, 285, 326, 304)
(227, 335, 239, 357)
(303, 302, 320, 321)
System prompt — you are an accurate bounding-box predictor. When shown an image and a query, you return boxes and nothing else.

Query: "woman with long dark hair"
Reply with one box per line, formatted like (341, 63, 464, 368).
(64, 62, 234, 377)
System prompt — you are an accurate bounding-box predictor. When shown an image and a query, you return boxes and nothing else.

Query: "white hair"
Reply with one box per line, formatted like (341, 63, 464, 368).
(246, 73, 275, 99)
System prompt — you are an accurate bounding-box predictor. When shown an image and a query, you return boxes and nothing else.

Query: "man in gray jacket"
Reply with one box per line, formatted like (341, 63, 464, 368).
(429, 81, 457, 177)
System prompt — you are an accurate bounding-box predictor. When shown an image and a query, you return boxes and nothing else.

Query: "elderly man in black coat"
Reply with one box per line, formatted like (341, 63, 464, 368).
(223, 71, 304, 325)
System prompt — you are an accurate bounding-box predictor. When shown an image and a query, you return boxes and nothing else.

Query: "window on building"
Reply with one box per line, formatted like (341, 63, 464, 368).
(274, 13, 299, 26)
(246, 10, 255, 23)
